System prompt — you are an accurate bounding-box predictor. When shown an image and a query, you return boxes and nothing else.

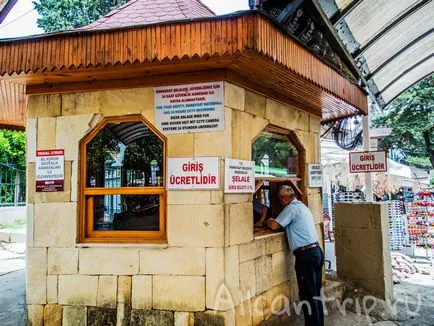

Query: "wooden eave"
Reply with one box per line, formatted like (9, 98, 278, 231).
(0, 11, 368, 126)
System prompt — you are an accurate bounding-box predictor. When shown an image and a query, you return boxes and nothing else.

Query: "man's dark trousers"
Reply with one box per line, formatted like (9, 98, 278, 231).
(294, 246, 324, 326)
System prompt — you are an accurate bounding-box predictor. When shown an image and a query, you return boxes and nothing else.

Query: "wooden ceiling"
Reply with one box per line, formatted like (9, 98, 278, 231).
(0, 11, 367, 128)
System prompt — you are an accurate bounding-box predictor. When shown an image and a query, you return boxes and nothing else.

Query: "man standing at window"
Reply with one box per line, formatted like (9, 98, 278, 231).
(266, 185, 324, 326)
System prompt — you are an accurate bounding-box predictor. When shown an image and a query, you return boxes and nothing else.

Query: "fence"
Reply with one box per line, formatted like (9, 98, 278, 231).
(0, 162, 26, 206)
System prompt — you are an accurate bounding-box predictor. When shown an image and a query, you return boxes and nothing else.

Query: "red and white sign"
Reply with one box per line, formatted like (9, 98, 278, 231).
(224, 159, 255, 193)
(36, 149, 64, 192)
(167, 157, 220, 190)
(154, 82, 224, 134)
(349, 150, 387, 173)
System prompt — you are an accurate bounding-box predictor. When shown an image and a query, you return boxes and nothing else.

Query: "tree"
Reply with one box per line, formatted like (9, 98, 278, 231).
(0, 129, 26, 170)
(33, 0, 128, 32)
(372, 75, 434, 169)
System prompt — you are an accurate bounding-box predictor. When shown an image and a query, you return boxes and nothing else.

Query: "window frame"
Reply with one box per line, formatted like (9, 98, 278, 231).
(78, 115, 167, 243)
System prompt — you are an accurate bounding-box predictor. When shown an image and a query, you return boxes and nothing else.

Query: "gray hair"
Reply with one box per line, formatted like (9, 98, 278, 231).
(279, 185, 295, 199)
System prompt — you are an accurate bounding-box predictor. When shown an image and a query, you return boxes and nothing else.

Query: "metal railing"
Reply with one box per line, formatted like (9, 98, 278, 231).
(0, 162, 26, 206)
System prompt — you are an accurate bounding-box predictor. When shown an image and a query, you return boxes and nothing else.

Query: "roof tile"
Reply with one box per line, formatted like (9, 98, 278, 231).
(81, 0, 215, 31)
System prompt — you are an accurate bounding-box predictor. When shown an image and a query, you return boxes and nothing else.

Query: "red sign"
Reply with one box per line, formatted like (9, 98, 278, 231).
(349, 150, 387, 173)
(36, 149, 65, 192)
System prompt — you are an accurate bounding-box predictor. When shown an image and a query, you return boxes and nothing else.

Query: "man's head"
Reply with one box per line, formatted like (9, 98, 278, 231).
(279, 185, 295, 206)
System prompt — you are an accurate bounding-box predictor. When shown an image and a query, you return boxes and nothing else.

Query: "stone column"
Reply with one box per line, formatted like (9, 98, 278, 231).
(335, 202, 393, 301)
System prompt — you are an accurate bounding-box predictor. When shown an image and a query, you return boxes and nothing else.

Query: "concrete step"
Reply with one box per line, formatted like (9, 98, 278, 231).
(323, 280, 346, 315)
(0, 228, 26, 243)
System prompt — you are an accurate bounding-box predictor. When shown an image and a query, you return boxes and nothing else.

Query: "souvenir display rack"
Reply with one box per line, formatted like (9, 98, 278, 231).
(388, 200, 406, 250)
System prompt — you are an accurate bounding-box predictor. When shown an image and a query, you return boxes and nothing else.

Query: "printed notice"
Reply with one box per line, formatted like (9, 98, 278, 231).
(154, 82, 224, 134)
(36, 149, 64, 192)
(349, 150, 387, 173)
(167, 157, 220, 190)
(308, 164, 323, 188)
(224, 159, 255, 193)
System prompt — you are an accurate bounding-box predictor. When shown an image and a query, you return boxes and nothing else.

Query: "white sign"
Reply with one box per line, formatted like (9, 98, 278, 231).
(349, 150, 387, 173)
(154, 82, 224, 134)
(167, 157, 220, 190)
(224, 159, 255, 193)
(308, 164, 323, 188)
(370, 127, 392, 138)
(36, 149, 64, 192)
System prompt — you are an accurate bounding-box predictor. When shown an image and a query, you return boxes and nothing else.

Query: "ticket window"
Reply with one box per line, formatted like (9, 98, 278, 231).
(252, 130, 305, 235)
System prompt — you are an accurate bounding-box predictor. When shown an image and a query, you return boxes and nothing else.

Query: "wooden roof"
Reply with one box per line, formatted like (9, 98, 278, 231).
(0, 11, 368, 128)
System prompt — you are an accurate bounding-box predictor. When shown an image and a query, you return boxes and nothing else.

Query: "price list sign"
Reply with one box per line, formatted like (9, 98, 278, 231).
(36, 149, 65, 192)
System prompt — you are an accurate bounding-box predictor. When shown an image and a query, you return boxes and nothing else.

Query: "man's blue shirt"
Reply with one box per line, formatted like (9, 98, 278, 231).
(275, 199, 318, 252)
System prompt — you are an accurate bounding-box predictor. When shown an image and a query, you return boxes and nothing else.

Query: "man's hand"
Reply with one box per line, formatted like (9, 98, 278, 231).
(266, 219, 282, 231)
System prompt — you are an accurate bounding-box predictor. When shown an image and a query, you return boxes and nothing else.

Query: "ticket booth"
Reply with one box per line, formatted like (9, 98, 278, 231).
(0, 6, 367, 326)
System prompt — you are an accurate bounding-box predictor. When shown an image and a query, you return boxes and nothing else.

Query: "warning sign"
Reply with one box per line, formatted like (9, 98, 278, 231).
(167, 157, 220, 190)
(349, 150, 387, 173)
(154, 82, 224, 134)
(36, 149, 64, 192)
(224, 159, 255, 193)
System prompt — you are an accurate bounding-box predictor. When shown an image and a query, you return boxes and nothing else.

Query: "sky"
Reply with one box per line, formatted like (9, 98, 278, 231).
(0, 0, 249, 39)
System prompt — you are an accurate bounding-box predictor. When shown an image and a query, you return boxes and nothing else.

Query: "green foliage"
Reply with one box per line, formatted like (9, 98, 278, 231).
(372, 75, 434, 168)
(405, 156, 432, 169)
(33, 0, 128, 32)
(0, 129, 26, 170)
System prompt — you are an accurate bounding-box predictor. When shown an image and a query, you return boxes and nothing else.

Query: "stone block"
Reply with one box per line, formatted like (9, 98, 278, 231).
(61, 92, 100, 116)
(265, 99, 297, 131)
(265, 234, 287, 255)
(309, 116, 321, 134)
(62, 306, 87, 326)
(47, 275, 58, 304)
(194, 131, 230, 157)
(130, 310, 174, 326)
(79, 248, 139, 275)
(71, 161, 78, 202)
(231, 111, 255, 160)
(27, 304, 44, 326)
(255, 255, 272, 295)
(28, 94, 61, 118)
(167, 133, 194, 156)
(225, 246, 240, 306)
(308, 193, 323, 225)
(167, 204, 224, 247)
(34, 203, 77, 247)
(250, 116, 269, 141)
(194, 311, 226, 326)
(27, 247, 47, 304)
(235, 299, 253, 326)
(37, 117, 56, 149)
(239, 239, 266, 263)
(48, 248, 79, 274)
(27, 118, 37, 162)
(211, 190, 224, 204)
(239, 260, 256, 300)
(132, 275, 152, 310)
(225, 82, 245, 111)
(117, 276, 132, 304)
(226, 203, 254, 246)
(56, 114, 98, 161)
(245, 90, 266, 117)
(26, 204, 34, 247)
(167, 191, 211, 205)
(27, 162, 72, 203)
(153, 275, 205, 311)
(58, 275, 98, 306)
(251, 295, 265, 325)
(175, 312, 194, 326)
(116, 303, 129, 326)
(335, 203, 387, 230)
(87, 307, 117, 326)
(98, 88, 154, 116)
(223, 193, 251, 205)
(140, 247, 205, 275)
(295, 110, 310, 132)
(43, 304, 62, 326)
(271, 252, 288, 287)
(206, 247, 225, 310)
(97, 276, 117, 308)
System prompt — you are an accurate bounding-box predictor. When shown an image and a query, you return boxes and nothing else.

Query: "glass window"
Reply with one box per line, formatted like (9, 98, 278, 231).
(80, 116, 166, 243)
(252, 132, 299, 178)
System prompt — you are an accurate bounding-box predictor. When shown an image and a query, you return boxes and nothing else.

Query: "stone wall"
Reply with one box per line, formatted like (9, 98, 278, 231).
(26, 82, 322, 325)
(334, 203, 393, 301)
